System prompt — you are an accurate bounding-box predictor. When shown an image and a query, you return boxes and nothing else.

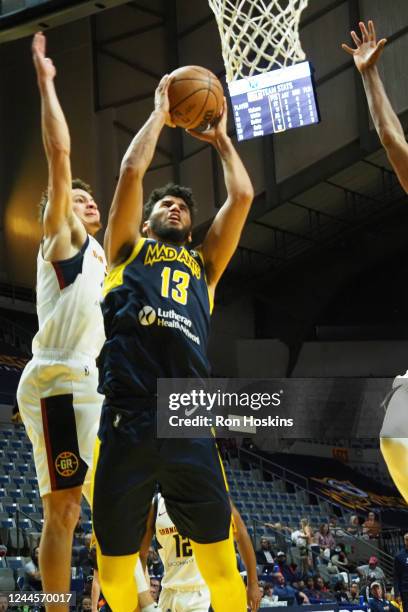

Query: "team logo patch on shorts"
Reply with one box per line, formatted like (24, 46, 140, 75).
(55, 451, 79, 477)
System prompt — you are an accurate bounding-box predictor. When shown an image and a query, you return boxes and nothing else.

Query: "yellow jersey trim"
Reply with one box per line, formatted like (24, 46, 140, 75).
(103, 238, 146, 297)
(196, 249, 214, 314)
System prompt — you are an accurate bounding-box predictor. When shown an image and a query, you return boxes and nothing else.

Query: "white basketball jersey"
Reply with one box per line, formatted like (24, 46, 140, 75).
(155, 495, 206, 590)
(32, 235, 106, 358)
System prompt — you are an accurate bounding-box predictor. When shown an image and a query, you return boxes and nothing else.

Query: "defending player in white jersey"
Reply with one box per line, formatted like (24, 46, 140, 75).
(342, 21, 408, 504)
(140, 494, 261, 612)
(17, 32, 106, 611)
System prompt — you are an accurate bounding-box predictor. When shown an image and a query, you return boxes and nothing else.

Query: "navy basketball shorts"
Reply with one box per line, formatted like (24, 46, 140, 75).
(92, 404, 231, 556)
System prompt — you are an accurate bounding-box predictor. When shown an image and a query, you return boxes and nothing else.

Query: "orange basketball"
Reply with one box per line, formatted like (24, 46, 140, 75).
(168, 65, 224, 131)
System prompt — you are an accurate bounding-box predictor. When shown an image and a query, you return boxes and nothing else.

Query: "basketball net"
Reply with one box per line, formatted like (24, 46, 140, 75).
(208, 0, 309, 81)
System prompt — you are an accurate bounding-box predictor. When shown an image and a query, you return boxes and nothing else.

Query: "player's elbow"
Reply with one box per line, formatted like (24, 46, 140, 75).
(379, 127, 402, 150)
(236, 185, 254, 207)
(119, 159, 143, 179)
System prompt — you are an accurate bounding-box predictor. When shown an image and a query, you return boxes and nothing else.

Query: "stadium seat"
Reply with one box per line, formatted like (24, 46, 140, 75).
(12, 477, 25, 487)
(6, 556, 25, 570)
(6, 451, 18, 461)
(10, 441, 23, 451)
(0, 476, 10, 487)
(26, 477, 37, 487)
(0, 568, 15, 590)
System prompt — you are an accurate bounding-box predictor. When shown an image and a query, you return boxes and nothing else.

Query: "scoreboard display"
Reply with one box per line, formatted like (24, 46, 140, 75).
(228, 61, 320, 141)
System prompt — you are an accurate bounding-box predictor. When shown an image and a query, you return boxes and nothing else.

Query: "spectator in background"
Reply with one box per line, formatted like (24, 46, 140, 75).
(363, 511, 381, 539)
(358, 556, 386, 591)
(260, 584, 276, 607)
(264, 521, 291, 555)
(349, 582, 361, 605)
(334, 580, 352, 603)
(0, 595, 8, 612)
(256, 537, 275, 573)
(347, 514, 362, 537)
(147, 546, 164, 577)
(331, 545, 353, 572)
(24, 546, 42, 591)
(150, 577, 161, 603)
(273, 551, 298, 584)
(314, 523, 336, 552)
(274, 573, 310, 605)
(315, 576, 333, 600)
(369, 582, 399, 612)
(394, 533, 408, 612)
(79, 596, 92, 611)
(329, 515, 346, 538)
(292, 518, 313, 574)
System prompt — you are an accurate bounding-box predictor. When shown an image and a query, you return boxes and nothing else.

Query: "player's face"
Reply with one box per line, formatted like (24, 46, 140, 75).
(72, 189, 102, 235)
(146, 196, 192, 244)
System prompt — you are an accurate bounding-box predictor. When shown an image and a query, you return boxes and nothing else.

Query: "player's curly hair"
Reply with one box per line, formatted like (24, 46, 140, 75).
(38, 178, 93, 222)
(143, 183, 197, 223)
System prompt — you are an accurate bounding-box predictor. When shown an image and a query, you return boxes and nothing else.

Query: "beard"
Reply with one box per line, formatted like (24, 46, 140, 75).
(148, 217, 191, 244)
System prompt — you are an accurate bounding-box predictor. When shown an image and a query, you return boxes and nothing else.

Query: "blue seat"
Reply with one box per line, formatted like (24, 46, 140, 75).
(82, 521, 92, 534)
(27, 478, 37, 487)
(12, 477, 25, 487)
(6, 557, 25, 570)
(10, 441, 23, 451)
(21, 453, 32, 463)
(3, 503, 18, 515)
(0, 477, 10, 487)
(6, 451, 18, 461)
(15, 464, 29, 474)
(234, 501, 244, 512)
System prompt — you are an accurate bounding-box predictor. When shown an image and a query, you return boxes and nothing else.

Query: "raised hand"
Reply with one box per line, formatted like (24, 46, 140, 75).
(342, 20, 387, 73)
(154, 74, 175, 127)
(186, 97, 228, 145)
(32, 32, 56, 82)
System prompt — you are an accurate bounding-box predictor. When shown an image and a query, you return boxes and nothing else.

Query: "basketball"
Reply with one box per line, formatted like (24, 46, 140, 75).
(168, 65, 224, 131)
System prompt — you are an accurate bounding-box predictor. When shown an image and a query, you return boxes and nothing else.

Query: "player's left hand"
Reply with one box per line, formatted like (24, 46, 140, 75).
(186, 97, 228, 145)
(341, 20, 387, 73)
(246, 581, 262, 611)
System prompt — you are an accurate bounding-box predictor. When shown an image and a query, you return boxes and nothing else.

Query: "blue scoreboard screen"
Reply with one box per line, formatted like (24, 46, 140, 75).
(228, 61, 320, 141)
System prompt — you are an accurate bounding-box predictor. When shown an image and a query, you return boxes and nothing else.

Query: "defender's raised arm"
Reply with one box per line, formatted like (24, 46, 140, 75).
(342, 20, 408, 193)
(33, 33, 73, 244)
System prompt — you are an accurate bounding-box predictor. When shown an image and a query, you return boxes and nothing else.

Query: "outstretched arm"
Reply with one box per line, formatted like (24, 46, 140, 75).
(342, 20, 408, 192)
(231, 502, 261, 612)
(33, 32, 75, 247)
(104, 75, 174, 268)
(187, 100, 254, 292)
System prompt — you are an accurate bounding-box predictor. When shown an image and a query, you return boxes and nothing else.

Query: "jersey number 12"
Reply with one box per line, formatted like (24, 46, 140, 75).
(173, 534, 192, 558)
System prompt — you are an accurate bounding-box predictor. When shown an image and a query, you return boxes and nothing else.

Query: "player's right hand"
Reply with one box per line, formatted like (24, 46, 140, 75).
(154, 74, 175, 127)
(247, 581, 262, 611)
(32, 32, 56, 81)
(341, 20, 387, 73)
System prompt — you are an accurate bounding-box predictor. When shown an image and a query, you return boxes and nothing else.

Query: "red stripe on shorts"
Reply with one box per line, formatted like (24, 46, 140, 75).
(40, 398, 57, 491)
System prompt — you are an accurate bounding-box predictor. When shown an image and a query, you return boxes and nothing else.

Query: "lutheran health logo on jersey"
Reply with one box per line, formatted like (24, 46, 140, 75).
(138, 306, 200, 345)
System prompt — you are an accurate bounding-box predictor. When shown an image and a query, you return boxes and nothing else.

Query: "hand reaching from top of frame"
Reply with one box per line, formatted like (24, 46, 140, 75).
(32, 32, 56, 82)
(154, 74, 175, 127)
(342, 20, 387, 73)
(186, 97, 228, 146)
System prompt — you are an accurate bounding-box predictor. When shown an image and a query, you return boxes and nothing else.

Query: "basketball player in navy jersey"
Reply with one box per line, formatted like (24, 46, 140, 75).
(92, 74, 254, 611)
(17, 33, 106, 611)
(343, 21, 408, 504)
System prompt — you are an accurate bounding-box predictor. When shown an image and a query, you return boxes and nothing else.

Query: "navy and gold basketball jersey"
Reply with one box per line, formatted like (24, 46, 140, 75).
(98, 237, 212, 411)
